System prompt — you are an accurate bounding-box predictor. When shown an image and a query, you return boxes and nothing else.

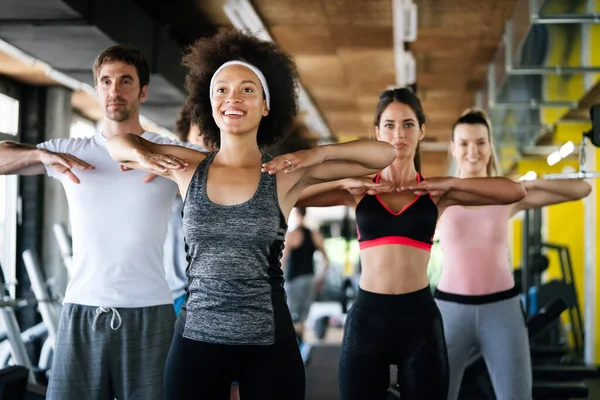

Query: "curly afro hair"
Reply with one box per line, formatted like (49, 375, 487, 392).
(182, 28, 300, 149)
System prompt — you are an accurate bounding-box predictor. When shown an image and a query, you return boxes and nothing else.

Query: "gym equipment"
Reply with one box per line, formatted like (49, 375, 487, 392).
(545, 103, 600, 180)
(0, 323, 48, 369)
(518, 202, 588, 363)
(21, 250, 59, 350)
(339, 277, 356, 314)
(523, 242, 586, 365)
(52, 223, 72, 278)
(0, 250, 63, 384)
(535, 279, 583, 359)
(521, 207, 544, 315)
(0, 263, 37, 384)
(313, 315, 330, 340)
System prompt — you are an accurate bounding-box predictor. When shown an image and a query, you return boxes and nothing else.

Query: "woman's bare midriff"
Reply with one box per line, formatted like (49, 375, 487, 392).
(358, 244, 431, 294)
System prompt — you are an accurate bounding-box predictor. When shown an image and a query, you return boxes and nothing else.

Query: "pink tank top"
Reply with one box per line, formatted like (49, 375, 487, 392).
(436, 205, 515, 295)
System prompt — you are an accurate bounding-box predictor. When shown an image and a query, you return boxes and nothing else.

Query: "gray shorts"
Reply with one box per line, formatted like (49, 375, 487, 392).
(47, 303, 175, 400)
(285, 275, 315, 323)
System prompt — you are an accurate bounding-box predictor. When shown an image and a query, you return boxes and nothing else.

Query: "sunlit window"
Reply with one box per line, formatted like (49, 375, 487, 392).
(0, 93, 19, 136)
(70, 115, 96, 139)
(0, 91, 19, 299)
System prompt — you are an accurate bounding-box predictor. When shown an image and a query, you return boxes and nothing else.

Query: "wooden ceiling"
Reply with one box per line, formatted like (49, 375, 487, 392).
(0, 0, 521, 177)
(197, 0, 520, 176)
(0, 51, 102, 121)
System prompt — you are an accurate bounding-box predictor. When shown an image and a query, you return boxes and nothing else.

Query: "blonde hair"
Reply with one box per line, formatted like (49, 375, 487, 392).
(451, 107, 501, 177)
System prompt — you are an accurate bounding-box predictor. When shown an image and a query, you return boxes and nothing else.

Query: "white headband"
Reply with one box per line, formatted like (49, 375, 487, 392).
(209, 60, 270, 110)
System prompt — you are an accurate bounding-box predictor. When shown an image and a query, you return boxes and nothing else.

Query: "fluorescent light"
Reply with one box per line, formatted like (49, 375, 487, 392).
(547, 151, 561, 166)
(392, 0, 418, 43)
(559, 141, 575, 158)
(545, 141, 575, 166)
(0, 93, 19, 136)
(519, 171, 537, 181)
(392, 0, 418, 87)
(404, 50, 416, 85)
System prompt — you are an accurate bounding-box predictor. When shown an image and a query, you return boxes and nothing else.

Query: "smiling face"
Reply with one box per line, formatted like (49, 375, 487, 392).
(451, 122, 492, 177)
(210, 64, 269, 137)
(375, 101, 425, 159)
(96, 61, 147, 122)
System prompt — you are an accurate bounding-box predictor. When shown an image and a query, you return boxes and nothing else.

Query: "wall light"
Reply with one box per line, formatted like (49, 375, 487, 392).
(559, 141, 575, 158)
(547, 140, 575, 166)
(519, 171, 538, 181)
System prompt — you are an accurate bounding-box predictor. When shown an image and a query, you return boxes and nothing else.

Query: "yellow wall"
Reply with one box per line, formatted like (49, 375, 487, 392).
(510, 0, 600, 362)
(512, 217, 522, 269)
(594, 147, 600, 362)
(512, 158, 586, 319)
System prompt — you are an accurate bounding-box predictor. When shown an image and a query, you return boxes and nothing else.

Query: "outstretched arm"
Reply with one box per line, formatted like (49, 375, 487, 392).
(511, 179, 591, 215)
(401, 176, 526, 210)
(0, 141, 94, 183)
(106, 133, 204, 180)
(295, 176, 395, 208)
(0, 141, 46, 175)
(439, 177, 526, 207)
(262, 139, 396, 212)
(262, 139, 397, 186)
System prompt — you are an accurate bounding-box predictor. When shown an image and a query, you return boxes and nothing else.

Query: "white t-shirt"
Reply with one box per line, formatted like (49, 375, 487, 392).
(38, 131, 199, 308)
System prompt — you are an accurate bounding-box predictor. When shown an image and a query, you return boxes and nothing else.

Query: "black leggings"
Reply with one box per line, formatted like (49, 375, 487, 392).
(339, 286, 449, 400)
(164, 331, 305, 400)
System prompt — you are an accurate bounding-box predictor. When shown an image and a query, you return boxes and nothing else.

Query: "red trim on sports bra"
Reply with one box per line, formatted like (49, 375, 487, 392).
(359, 236, 432, 251)
(374, 172, 422, 216)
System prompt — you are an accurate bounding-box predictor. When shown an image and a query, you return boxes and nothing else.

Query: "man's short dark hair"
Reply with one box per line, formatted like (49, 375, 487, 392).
(93, 44, 150, 89)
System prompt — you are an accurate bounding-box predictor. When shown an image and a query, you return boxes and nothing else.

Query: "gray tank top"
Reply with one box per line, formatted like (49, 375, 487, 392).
(176, 151, 294, 345)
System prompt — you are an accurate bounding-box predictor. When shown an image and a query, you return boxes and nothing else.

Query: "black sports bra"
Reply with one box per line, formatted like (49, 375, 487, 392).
(355, 172, 438, 251)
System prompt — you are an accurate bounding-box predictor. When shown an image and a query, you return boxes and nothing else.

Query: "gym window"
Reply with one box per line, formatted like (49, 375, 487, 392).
(0, 92, 19, 137)
(70, 114, 97, 139)
(0, 91, 20, 299)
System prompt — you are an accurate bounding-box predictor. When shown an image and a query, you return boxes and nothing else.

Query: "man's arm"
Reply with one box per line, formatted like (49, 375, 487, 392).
(0, 141, 47, 175)
(0, 141, 94, 183)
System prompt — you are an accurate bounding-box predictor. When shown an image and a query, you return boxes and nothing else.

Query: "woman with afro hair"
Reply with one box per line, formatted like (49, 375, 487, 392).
(106, 28, 397, 399)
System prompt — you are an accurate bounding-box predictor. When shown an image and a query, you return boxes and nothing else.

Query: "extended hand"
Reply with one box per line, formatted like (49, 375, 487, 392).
(399, 177, 452, 197)
(343, 177, 395, 196)
(261, 149, 325, 175)
(120, 165, 158, 183)
(40, 150, 95, 184)
(134, 148, 188, 175)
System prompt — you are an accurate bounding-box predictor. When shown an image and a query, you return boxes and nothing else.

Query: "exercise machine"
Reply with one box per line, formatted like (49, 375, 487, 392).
(0, 262, 37, 384)
(0, 249, 63, 384)
(53, 222, 72, 279)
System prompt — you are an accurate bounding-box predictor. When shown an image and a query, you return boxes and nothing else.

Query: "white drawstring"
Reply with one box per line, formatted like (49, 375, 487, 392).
(92, 306, 123, 331)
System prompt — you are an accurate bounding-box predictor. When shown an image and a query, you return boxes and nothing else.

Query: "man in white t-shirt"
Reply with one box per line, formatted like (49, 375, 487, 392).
(0, 44, 198, 399)
(164, 105, 214, 316)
